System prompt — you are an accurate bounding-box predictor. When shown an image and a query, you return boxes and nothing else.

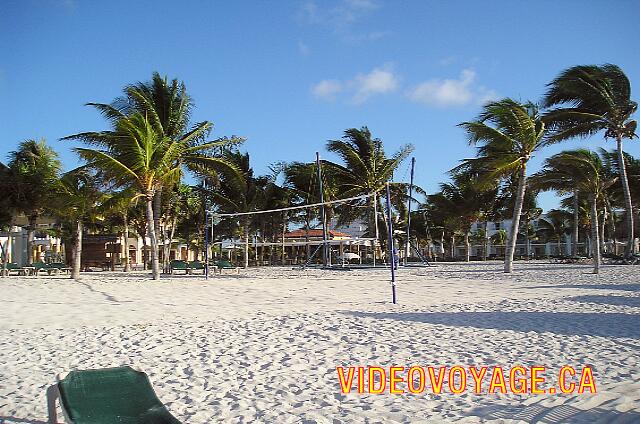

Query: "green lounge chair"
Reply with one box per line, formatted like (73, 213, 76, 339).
(187, 261, 205, 275)
(47, 366, 181, 424)
(32, 261, 55, 276)
(216, 260, 239, 274)
(1, 263, 27, 277)
(169, 260, 190, 275)
(49, 262, 72, 275)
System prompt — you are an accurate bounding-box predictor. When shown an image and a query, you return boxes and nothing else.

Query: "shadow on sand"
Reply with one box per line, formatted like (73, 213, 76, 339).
(0, 417, 48, 424)
(344, 311, 640, 338)
(566, 294, 640, 308)
(468, 403, 640, 424)
(526, 283, 640, 292)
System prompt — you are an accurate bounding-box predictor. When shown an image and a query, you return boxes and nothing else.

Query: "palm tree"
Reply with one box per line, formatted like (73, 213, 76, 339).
(7, 139, 62, 264)
(101, 188, 137, 271)
(537, 149, 616, 273)
(457, 99, 549, 272)
(536, 209, 572, 256)
(431, 174, 496, 261)
(83, 72, 244, 243)
(207, 150, 265, 268)
(543, 64, 637, 256)
(325, 127, 414, 253)
(283, 161, 338, 261)
(174, 185, 206, 261)
(530, 157, 584, 255)
(66, 113, 230, 279)
(51, 170, 105, 279)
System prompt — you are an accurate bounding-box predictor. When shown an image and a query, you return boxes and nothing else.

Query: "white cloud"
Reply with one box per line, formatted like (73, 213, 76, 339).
(296, 0, 388, 43)
(311, 66, 399, 104)
(406, 69, 497, 108)
(407, 69, 475, 107)
(311, 79, 343, 100)
(351, 66, 399, 104)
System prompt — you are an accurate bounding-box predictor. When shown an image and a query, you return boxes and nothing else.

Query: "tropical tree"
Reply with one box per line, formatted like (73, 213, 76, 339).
(73, 72, 244, 269)
(207, 150, 266, 268)
(537, 149, 616, 272)
(529, 161, 583, 257)
(430, 174, 496, 261)
(101, 188, 137, 271)
(325, 127, 415, 254)
(283, 161, 338, 261)
(7, 139, 62, 264)
(51, 169, 105, 279)
(543, 64, 637, 256)
(173, 185, 206, 262)
(65, 113, 232, 279)
(536, 209, 572, 255)
(456, 99, 549, 272)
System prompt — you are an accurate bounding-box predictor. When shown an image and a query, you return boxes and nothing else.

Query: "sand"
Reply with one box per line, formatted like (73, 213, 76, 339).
(0, 261, 639, 423)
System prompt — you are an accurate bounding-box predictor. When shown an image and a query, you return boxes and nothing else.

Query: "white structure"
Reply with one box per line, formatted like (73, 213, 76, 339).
(453, 215, 575, 258)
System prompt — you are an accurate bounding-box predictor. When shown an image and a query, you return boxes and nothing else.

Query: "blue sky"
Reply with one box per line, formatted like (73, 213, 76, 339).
(1, 0, 639, 211)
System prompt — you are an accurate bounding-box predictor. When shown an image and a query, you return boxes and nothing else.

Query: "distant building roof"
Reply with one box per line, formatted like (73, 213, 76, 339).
(283, 229, 351, 240)
(83, 235, 119, 243)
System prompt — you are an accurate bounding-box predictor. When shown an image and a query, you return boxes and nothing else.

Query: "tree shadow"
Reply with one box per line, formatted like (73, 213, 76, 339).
(0, 417, 48, 424)
(526, 283, 640, 292)
(468, 403, 640, 423)
(344, 311, 640, 338)
(566, 295, 640, 308)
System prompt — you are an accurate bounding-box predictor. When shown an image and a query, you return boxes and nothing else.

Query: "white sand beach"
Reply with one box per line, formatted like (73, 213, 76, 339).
(1, 261, 639, 423)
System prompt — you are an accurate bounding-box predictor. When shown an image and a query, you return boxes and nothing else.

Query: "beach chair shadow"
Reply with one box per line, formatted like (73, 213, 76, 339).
(47, 366, 181, 424)
(0, 417, 48, 423)
(468, 403, 640, 423)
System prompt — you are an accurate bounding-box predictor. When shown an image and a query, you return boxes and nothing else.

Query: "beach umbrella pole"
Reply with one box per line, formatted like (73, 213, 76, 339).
(385, 182, 396, 304)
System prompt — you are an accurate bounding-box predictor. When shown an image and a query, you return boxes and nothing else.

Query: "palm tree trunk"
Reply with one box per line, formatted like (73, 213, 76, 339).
(27, 214, 37, 265)
(524, 219, 531, 260)
(450, 235, 455, 259)
(464, 232, 470, 262)
(71, 220, 83, 280)
(600, 208, 607, 254)
(145, 196, 160, 280)
(617, 136, 635, 256)
(167, 216, 177, 263)
(281, 213, 287, 265)
(123, 212, 130, 272)
(572, 193, 579, 256)
(505, 166, 527, 273)
(244, 223, 249, 268)
(610, 202, 618, 255)
(141, 232, 148, 270)
(483, 221, 489, 260)
(590, 195, 601, 274)
(372, 193, 379, 266)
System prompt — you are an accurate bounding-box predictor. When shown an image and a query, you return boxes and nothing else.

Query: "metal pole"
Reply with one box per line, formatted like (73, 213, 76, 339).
(385, 182, 396, 304)
(373, 192, 378, 267)
(316, 152, 329, 267)
(405, 157, 415, 265)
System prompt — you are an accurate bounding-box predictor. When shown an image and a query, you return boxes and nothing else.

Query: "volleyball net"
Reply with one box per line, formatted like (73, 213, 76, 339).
(203, 192, 386, 271)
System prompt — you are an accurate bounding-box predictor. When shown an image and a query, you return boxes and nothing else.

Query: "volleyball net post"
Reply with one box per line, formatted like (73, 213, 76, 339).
(385, 182, 396, 304)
